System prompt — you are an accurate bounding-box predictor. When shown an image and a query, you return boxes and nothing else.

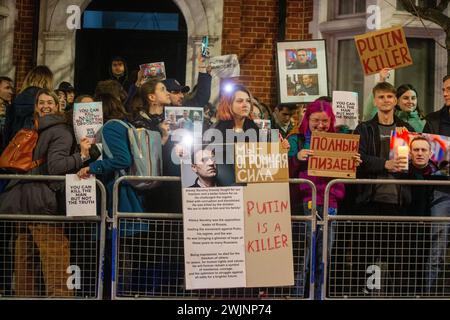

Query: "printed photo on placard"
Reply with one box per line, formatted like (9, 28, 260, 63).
(277, 40, 328, 104)
(285, 48, 318, 70)
(286, 74, 319, 97)
(140, 62, 166, 81)
(253, 119, 271, 130)
(180, 144, 238, 188)
(390, 131, 450, 176)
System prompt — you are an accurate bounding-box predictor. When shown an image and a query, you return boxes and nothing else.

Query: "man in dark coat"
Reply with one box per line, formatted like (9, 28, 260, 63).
(423, 75, 450, 294)
(354, 82, 415, 215)
(109, 56, 131, 92)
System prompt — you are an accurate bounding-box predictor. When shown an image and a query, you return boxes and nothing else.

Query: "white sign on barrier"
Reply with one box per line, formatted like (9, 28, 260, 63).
(66, 174, 97, 217)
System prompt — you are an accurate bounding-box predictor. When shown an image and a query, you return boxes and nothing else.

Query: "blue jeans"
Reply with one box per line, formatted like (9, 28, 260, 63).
(426, 190, 450, 294)
(294, 203, 336, 299)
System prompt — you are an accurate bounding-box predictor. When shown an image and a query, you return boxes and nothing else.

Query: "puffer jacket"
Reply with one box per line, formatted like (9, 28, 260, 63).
(0, 114, 83, 215)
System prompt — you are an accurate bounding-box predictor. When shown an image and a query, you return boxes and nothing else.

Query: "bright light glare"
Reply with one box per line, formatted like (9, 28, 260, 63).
(182, 134, 193, 147)
(224, 83, 234, 93)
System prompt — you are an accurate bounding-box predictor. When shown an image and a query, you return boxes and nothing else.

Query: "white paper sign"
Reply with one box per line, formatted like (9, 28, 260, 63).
(332, 91, 359, 130)
(73, 102, 103, 144)
(209, 54, 240, 78)
(182, 187, 246, 289)
(66, 174, 97, 217)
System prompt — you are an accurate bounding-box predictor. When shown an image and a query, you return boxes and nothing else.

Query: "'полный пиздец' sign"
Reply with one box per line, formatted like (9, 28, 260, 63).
(354, 26, 413, 76)
(308, 132, 360, 179)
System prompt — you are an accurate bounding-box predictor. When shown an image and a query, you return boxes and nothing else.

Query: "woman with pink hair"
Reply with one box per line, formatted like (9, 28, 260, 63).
(287, 98, 361, 299)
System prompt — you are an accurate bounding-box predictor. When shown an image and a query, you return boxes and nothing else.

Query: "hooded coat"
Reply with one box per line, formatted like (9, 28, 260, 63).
(109, 56, 130, 92)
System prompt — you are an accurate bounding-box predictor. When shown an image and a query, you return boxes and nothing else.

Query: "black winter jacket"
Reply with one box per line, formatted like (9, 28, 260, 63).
(353, 114, 414, 206)
(423, 105, 450, 136)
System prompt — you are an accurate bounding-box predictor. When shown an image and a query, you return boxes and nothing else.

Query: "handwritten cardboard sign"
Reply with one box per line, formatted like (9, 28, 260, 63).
(235, 142, 289, 183)
(308, 132, 360, 178)
(354, 26, 413, 75)
(244, 183, 294, 287)
(332, 91, 359, 130)
(66, 174, 96, 217)
(209, 54, 240, 78)
(73, 102, 103, 144)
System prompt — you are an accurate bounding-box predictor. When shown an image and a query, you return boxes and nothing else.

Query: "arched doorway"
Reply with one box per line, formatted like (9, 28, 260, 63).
(37, 0, 223, 102)
(74, 0, 187, 95)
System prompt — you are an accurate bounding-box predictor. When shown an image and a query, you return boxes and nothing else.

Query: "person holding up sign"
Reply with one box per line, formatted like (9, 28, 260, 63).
(363, 68, 426, 132)
(355, 82, 415, 214)
(0, 89, 92, 297)
(287, 98, 362, 299)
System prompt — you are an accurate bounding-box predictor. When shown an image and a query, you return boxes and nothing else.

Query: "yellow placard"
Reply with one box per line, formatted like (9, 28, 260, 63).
(235, 142, 289, 183)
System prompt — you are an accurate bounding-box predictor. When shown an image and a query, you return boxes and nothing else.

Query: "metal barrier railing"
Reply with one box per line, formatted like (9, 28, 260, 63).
(323, 179, 450, 299)
(111, 176, 317, 300)
(0, 174, 107, 300)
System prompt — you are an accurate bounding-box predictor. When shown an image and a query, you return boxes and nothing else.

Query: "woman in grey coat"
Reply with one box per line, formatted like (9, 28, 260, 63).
(0, 89, 91, 297)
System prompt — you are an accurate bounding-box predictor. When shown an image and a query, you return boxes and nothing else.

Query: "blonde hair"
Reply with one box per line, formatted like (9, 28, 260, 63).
(20, 65, 54, 93)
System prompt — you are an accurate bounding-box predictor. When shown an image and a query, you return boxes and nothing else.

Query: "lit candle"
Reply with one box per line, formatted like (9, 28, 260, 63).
(397, 145, 409, 171)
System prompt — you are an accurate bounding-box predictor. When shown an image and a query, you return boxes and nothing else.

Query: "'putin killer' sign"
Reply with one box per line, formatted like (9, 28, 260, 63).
(308, 132, 360, 179)
(354, 26, 413, 76)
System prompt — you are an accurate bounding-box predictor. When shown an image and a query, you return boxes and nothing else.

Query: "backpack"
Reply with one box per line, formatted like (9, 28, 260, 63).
(0, 125, 44, 172)
(100, 119, 163, 190)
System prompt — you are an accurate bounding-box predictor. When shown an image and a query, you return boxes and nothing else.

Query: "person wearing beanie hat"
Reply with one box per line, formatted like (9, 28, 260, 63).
(162, 55, 212, 107)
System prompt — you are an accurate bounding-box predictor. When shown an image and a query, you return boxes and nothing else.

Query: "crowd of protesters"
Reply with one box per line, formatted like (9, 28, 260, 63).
(0, 55, 449, 299)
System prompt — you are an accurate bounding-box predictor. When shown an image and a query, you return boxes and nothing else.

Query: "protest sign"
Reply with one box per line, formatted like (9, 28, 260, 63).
(389, 130, 450, 175)
(66, 174, 96, 217)
(182, 187, 246, 289)
(209, 54, 240, 78)
(354, 26, 413, 75)
(308, 131, 360, 178)
(253, 119, 271, 130)
(181, 143, 294, 289)
(332, 91, 359, 130)
(235, 142, 289, 183)
(244, 182, 294, 287)
(73, 102, 103, 144)
(140, 62, 166, 81)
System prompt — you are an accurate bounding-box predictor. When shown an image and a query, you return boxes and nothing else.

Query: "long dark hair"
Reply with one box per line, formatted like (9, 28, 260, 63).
(396, 84, 424, 119)
(130, 80, 163, 114)
(96, 93, 129, 122)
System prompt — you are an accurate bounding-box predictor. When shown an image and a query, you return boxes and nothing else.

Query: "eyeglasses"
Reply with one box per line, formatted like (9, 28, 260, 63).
(309, 118, 330, 125)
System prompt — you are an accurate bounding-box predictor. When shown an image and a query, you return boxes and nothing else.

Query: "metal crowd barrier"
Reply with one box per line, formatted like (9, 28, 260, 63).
(323, 179, 450, 300)
(111, 176, 317, 300)
(0, 175, 107, 300)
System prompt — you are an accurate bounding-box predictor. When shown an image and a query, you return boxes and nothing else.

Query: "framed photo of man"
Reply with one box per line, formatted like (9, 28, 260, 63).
(276, 40, 328, 104)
